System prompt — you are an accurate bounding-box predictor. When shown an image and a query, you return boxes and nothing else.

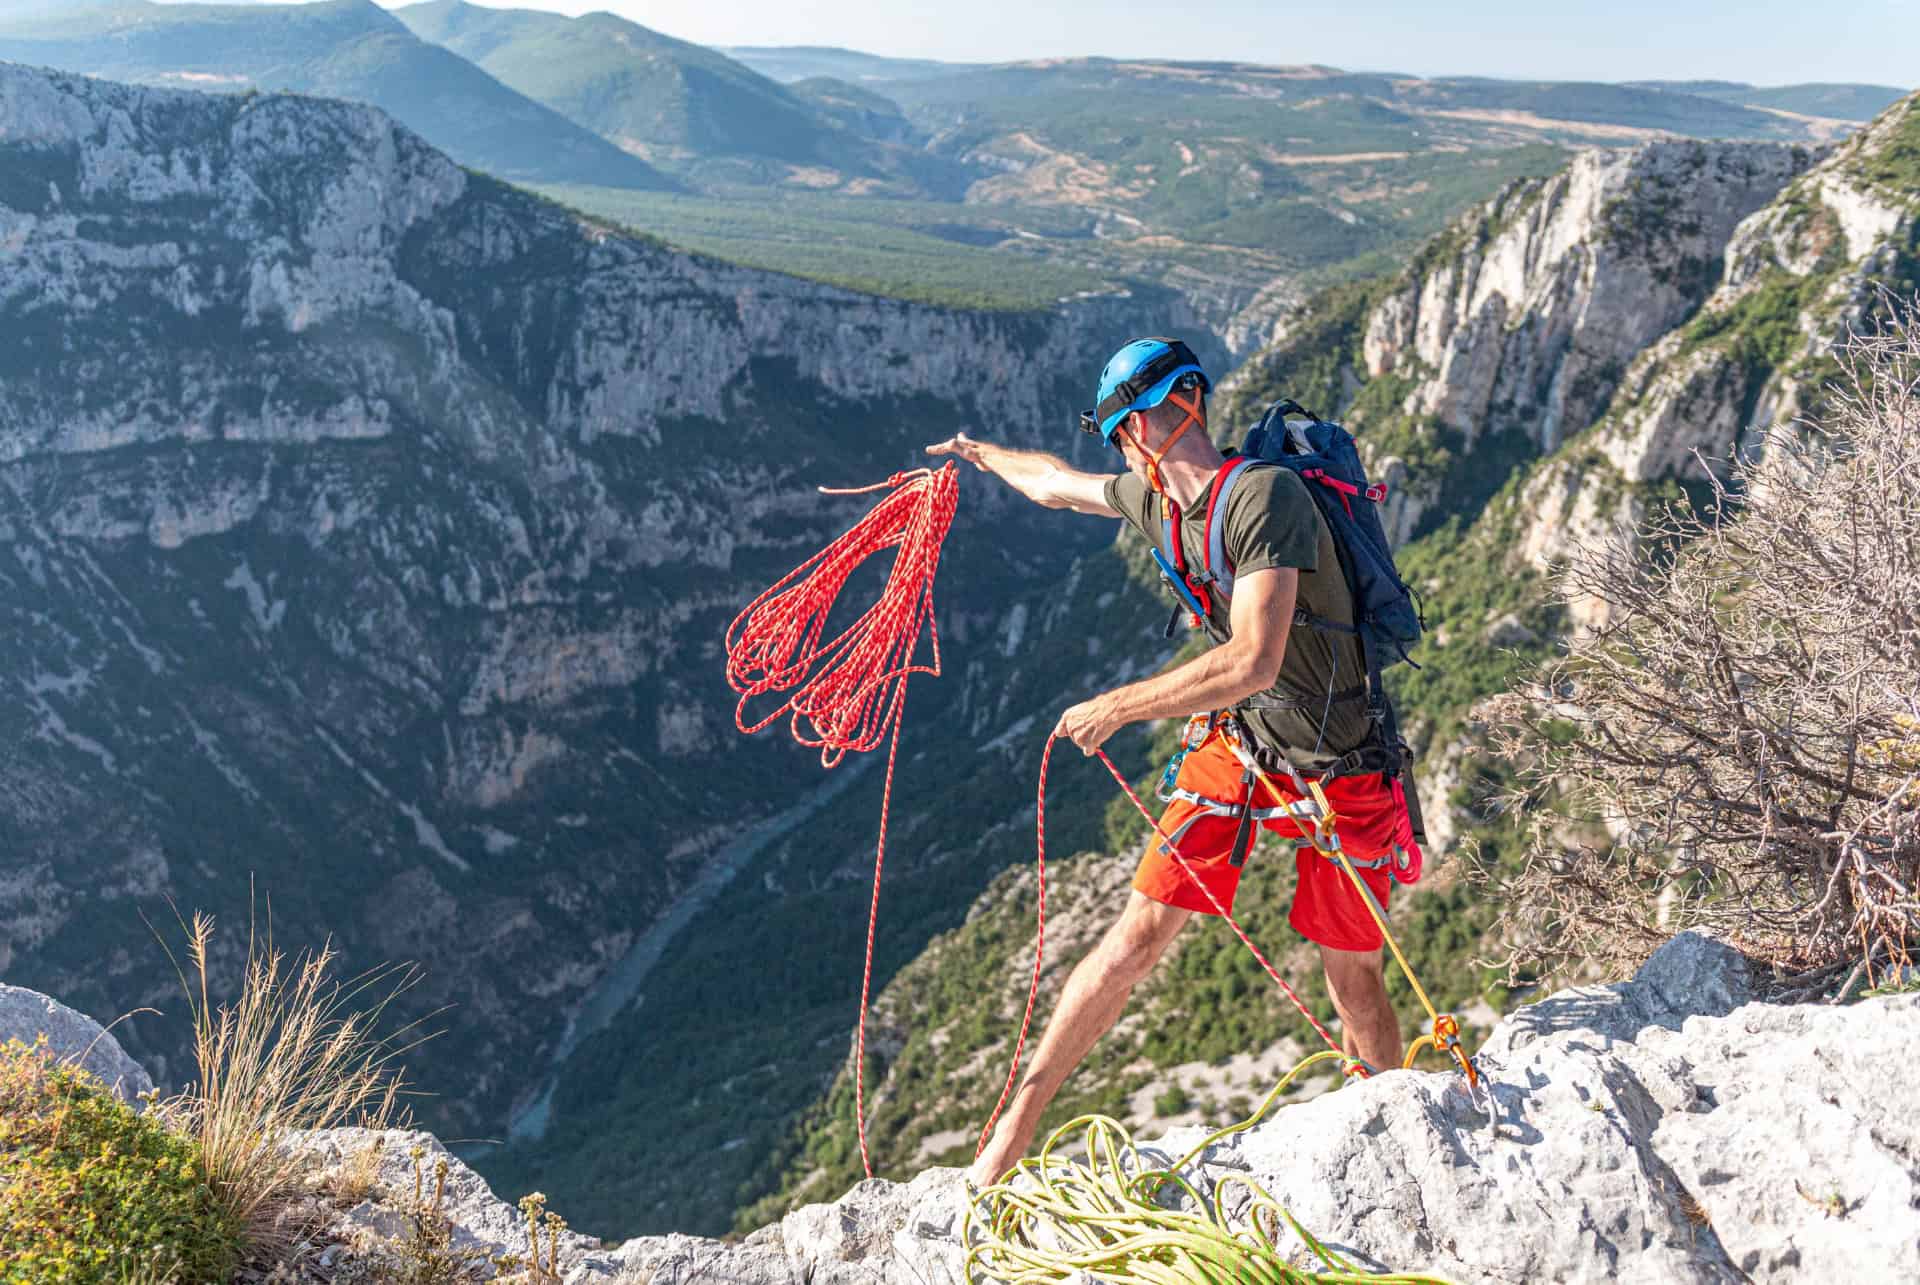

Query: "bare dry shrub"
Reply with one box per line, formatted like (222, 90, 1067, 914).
(1486, 304, 1920, 987)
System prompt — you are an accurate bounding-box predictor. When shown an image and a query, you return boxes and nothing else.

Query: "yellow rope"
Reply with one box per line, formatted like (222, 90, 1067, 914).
(961, 1050, 1458, 1285)
(1233, 755, 1477, 1085)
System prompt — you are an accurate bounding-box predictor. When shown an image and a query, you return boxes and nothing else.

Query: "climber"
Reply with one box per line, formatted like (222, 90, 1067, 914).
(927, 337, 1423, 1188)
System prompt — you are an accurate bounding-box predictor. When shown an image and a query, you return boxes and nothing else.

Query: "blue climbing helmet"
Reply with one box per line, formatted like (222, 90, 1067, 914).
(1080, 337, 1210, 446)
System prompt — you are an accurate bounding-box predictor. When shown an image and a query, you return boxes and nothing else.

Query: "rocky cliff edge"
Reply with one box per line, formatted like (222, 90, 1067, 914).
(6, 932, 1915, 1283)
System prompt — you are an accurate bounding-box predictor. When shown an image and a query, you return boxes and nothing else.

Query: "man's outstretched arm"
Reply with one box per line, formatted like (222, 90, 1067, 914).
(927, 432, 1120, 517)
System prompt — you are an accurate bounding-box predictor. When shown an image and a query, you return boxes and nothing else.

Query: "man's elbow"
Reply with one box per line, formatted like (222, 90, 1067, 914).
(1228, 642, 1285, 696)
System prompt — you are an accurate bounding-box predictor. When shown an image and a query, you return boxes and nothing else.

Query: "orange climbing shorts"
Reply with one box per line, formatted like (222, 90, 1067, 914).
(1132, 724, 1420, 952)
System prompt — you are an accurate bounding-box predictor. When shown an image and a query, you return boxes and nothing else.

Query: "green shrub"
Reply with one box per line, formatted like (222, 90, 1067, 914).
(0, 1040, 240, 1285)
(1151, 1085, 1192, 1117)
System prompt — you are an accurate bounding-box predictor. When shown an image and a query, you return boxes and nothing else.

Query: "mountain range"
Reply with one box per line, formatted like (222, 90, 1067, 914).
(3, 0, 1909, 341)
(0, 0, 673, 189)
(390, 1, 919, 189)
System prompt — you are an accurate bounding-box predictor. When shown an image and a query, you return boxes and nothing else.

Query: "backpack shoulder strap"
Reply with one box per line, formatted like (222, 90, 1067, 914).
(1159, 493, 1182, 573)
(1200, 456, 1264, 601)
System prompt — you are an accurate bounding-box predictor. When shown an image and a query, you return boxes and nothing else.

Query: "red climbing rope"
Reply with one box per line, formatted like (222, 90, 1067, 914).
(726, 463, 957, 766)
(725, 462, 959, 1180)
(975, 737, 1346, 1163)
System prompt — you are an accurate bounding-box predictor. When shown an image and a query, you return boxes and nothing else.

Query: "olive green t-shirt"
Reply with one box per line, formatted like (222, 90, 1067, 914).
(1104, 466, 1373, 770)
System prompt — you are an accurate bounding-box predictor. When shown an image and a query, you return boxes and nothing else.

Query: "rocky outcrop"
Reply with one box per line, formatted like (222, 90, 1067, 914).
(1216, 136, 1828, 549)
(1508, 94, 1918, 599)
(1364, 141, 1816, 455)
(264, 934, 1920, 1283)
(0, 981, 152, 1101)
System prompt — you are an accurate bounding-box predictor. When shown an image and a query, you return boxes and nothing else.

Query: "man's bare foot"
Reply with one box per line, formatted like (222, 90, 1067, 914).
(966, 1133, 1025, 1190)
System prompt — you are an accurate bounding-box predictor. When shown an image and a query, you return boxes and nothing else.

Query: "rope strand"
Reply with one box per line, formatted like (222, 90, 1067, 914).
(963, 1049, 1456, 1284)
(977, 739, 1347, 1164)
(725, 462, 959, 1177)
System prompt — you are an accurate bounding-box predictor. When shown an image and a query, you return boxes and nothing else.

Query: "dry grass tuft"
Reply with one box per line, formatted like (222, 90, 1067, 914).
(154, 909, 431, 1266)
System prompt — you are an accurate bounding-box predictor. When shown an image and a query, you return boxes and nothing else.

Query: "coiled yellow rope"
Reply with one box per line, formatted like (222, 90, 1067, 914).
(961, 1050, 1456, 1285)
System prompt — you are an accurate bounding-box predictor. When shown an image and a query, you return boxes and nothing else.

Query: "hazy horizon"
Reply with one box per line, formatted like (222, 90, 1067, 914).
(111, 0, 1919, 92)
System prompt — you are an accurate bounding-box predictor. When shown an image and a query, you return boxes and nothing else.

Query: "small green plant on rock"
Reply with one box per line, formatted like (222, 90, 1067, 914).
(155, 909, 425, 1268)
(0, 1038, 241, 1284)
(332, 1146, 522, 1285)
(514, 1191, 569, 1284)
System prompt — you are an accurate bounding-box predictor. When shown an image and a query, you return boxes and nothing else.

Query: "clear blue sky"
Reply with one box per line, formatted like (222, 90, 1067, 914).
(369, 0, 1918, 88)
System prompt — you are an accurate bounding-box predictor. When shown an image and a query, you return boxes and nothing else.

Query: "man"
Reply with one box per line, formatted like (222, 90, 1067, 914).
(927, 337, 1422, 1189)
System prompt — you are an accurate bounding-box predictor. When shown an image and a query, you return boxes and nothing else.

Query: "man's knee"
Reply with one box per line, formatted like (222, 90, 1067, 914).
(1098, 894, 1186, 983)
(1319, 945, 1388, 1002)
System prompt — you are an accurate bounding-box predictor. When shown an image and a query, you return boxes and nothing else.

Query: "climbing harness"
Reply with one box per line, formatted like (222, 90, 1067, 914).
(963, 1048, 1457, 1284)
(1218, 734, 1480, 1093)
(1152, 714, 1420, 881)
(725, 461, 958, 1178)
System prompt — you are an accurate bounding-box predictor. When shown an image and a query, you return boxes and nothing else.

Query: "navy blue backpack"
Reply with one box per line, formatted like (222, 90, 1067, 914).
(1152, 399, 1423, 783)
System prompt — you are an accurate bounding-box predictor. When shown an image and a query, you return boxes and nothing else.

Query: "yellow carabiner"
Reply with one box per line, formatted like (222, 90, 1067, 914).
(1402, 1013, 1478, 1088)
(1304, 779, 1340, 850)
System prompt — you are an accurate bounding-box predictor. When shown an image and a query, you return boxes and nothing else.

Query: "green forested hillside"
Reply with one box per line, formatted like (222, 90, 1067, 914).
(541, 140, 1568, 314)
(521, 54, 1874, 318)
(721, 44, 968, 85)
(0, 0, 673, 189)
(1629, 79, 1911, 122)
(392, 0, 872, 179)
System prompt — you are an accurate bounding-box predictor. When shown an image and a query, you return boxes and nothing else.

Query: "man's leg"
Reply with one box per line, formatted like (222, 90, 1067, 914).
(966, 890, 1191, 1187)
(1319, 944, 1402, 1071)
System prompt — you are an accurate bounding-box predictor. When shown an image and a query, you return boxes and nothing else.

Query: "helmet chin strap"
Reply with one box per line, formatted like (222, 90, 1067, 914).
(1129, 388, 1205, 497)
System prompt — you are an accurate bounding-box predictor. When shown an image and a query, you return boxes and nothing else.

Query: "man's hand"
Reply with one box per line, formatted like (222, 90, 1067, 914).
(1054, 693, 1128, 756)
(926, 433, 1121, 516)
(926, 432, 993, 472)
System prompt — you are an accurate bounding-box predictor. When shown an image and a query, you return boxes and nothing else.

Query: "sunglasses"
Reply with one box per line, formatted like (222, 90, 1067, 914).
(1079, 409, 1128, 451)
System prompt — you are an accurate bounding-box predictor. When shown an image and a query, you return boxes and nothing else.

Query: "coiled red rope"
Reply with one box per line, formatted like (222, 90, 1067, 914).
(726, 460, 1344, 1183)
(725, 462, 958, 1178)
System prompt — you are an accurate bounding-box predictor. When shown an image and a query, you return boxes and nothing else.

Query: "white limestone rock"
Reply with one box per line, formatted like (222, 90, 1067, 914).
(1362, 141, 1817, 456)
(0, 981, 153, 1101)
(277, 934, 1918, 1285)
